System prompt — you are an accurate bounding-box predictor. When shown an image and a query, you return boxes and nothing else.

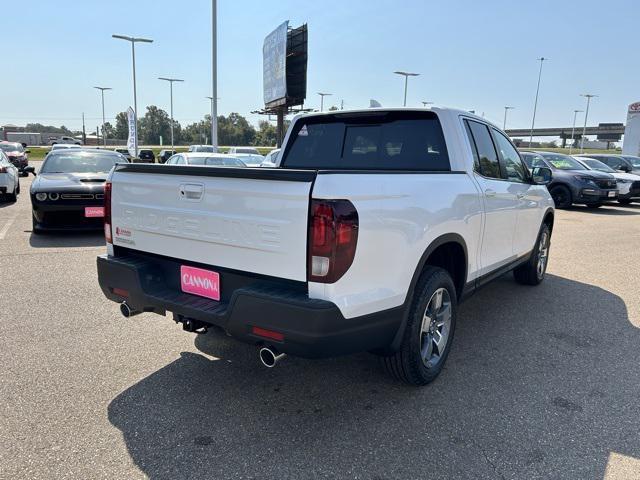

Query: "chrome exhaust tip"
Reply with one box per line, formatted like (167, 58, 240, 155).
(259, 347, 286, 368)
(120, 302, 141, 318)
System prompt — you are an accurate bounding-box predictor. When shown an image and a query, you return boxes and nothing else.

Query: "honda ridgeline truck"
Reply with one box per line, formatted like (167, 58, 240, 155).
(97, 108, 555, 386)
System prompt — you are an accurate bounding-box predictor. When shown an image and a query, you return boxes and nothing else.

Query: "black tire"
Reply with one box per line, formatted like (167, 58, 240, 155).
(16, 179, 20, 195)
(618, 198, 633, 205)
(381, 266, 457, 386)
(7, 184, 17, 202)
(586, 203, 602, 209)
(514, 223, 551, 286)
(31, 215, 42, 235)
(549, 185, 572, 209)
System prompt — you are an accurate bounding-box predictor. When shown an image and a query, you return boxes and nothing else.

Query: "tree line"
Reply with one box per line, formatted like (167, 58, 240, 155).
(107, 106, 279, 146)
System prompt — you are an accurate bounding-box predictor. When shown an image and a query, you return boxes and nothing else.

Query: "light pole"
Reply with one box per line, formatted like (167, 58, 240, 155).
(94, 86, 112, 147)
(112, 34, 153, 157)
(205, 96, 220, 145)
(211, 0, 218, 148)
(529, 57, 547, 147)
(394, 71, 420, 106)
(503, 106, 515, 130)
(317, 92, 332, 112)
(580, 94, 597, 153)
(158, 77, 184, 151)
(422, 101, 434, 107)
(569, 109, 583, 154)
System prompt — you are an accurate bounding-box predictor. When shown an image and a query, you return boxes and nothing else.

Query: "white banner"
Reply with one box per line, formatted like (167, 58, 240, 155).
(126, 107, 136, 157)
(622, 102, 640, 156)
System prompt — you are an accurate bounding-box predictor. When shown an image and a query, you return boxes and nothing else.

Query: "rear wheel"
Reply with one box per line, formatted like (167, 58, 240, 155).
(586, 203, 602, 209)
(382, 267, 457, 386)
(7, 182, 18, 202)
(549, 185, 572, 209)
(514, 223, 551, 285)
(618, 198, 633, 205)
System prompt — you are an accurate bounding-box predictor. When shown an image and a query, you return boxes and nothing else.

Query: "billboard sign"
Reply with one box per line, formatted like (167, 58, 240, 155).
(622, 102, 640, 156)
(263, 21, 288, 107)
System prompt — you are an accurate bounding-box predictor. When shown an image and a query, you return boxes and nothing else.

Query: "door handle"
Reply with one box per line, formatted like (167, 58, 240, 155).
(484, 189, 496, 198)
(517, 192, 525, 200)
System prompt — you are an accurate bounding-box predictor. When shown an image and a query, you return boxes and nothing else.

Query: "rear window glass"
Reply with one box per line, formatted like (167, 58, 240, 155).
(281, 111, 450, 171)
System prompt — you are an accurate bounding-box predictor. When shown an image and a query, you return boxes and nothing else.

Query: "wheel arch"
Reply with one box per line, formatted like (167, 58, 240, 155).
(387, 233, 468, 352)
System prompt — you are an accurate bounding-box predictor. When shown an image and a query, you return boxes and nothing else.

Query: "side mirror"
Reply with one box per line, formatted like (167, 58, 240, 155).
(24, 166, 36, 176)
(532, 166, 552, 185)
(25, 150, 31, 154)
(619, 165, 631, 173)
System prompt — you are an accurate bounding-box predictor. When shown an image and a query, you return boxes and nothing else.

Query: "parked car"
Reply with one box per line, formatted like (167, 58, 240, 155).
(521, 151, 617, 208)
(576, 154, 640, 174)
(232, 153, 264, 166)
(158, 149, 176, 163)
(228, 146, 260, 155)
(260, 148, 280, 167)
(0, 141, 29, 175)
(0, 150, 20, 202)
(188, 145, 217, 153)
(114, 149, 133, 162)
(30, 149, 123, 233)
(138, 149, 155, 163)
(620, 155, 640, 171)
(51, 144, 82, 151)
(164, 152, 247, 167)
(48, 136, 82, 146)
(97, 107, 555, 386)
(575, 157, 640, 205)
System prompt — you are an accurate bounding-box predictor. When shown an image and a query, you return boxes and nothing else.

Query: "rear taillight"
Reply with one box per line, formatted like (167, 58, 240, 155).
(308, 199, 358, 283)
(0, 167, 6, 173)
(104, 181, 112, 243)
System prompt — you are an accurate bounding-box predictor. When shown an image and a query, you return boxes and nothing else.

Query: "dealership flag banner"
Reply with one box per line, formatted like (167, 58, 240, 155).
(126, 106, 136, 157)
(622, 101, 640, 156)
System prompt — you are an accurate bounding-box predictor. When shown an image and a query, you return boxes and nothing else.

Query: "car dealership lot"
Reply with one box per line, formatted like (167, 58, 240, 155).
(1, 164, 640, 479)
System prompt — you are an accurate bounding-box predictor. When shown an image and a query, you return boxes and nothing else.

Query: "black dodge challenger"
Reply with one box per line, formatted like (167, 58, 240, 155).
(30, 149, 127, 233)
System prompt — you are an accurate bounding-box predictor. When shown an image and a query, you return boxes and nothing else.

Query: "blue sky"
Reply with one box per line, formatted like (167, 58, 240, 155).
(2, 0, 639, 133)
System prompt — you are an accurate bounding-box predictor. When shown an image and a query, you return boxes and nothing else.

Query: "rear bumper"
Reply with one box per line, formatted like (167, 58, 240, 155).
(96, 253, 402, 358)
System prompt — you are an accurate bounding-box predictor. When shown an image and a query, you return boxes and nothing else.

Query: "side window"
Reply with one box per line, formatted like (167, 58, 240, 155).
(491, 129, 527, 183)
(465, 120, 501, 179)
(607, 157, 622, 169)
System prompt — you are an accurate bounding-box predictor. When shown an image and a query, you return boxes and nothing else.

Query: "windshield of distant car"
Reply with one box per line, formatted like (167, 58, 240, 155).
(41, 152, 120, 173)
(540, 153, 586, 170)
(622, 155, 640, 167)
(185, 156, 246, 167)
(580, 158, 616, 173)
(191, 146, 216, 152)
(520, 153, 547, 169)
(234, 147, 260, 155)
(0, 143, 23, 153)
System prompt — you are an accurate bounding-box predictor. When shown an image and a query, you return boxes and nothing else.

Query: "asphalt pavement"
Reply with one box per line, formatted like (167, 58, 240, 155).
(1, 163, 639, 479)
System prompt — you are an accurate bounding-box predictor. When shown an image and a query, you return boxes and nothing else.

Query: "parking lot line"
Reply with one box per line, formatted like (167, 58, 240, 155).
(0, 215, 16, 240)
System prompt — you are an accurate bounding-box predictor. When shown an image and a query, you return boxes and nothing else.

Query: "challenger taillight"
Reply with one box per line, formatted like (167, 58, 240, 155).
(104, 181, 112, 243)
(0, 167, 6, 173)
(308, 199, 359, 283)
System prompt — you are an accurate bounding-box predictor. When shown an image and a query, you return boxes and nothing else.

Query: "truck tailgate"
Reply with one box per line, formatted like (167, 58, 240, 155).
(109, 164, 315, 282)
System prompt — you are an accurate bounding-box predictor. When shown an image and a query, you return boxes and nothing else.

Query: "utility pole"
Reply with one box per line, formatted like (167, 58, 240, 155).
(569, 109, 583, 154)
(317, 92, 332, 112)
(112, 34, 153, 157)
(82, 112, 86, 145)
(211, 0, 218, 148)
(94, 86, 112, 147)
(529, 57, 547, 147)
(580, 94, 598, 153)
(158, 77, 184, 151)
(394, 71, 420, 106)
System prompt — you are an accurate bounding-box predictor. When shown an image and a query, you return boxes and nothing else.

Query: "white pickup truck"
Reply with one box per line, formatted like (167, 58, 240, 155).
(97, 108, 555, 386)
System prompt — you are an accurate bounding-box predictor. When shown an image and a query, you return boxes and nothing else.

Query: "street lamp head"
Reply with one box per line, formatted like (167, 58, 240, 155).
(394, 71, 420, 77)
(317, 92, 332, 97)
(505, 106, 515, 109)
(112, 34, 153, 43)
(94, 86, 113, 91)
(580, 94, 598, 99)
(158, 77, 184, 83)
